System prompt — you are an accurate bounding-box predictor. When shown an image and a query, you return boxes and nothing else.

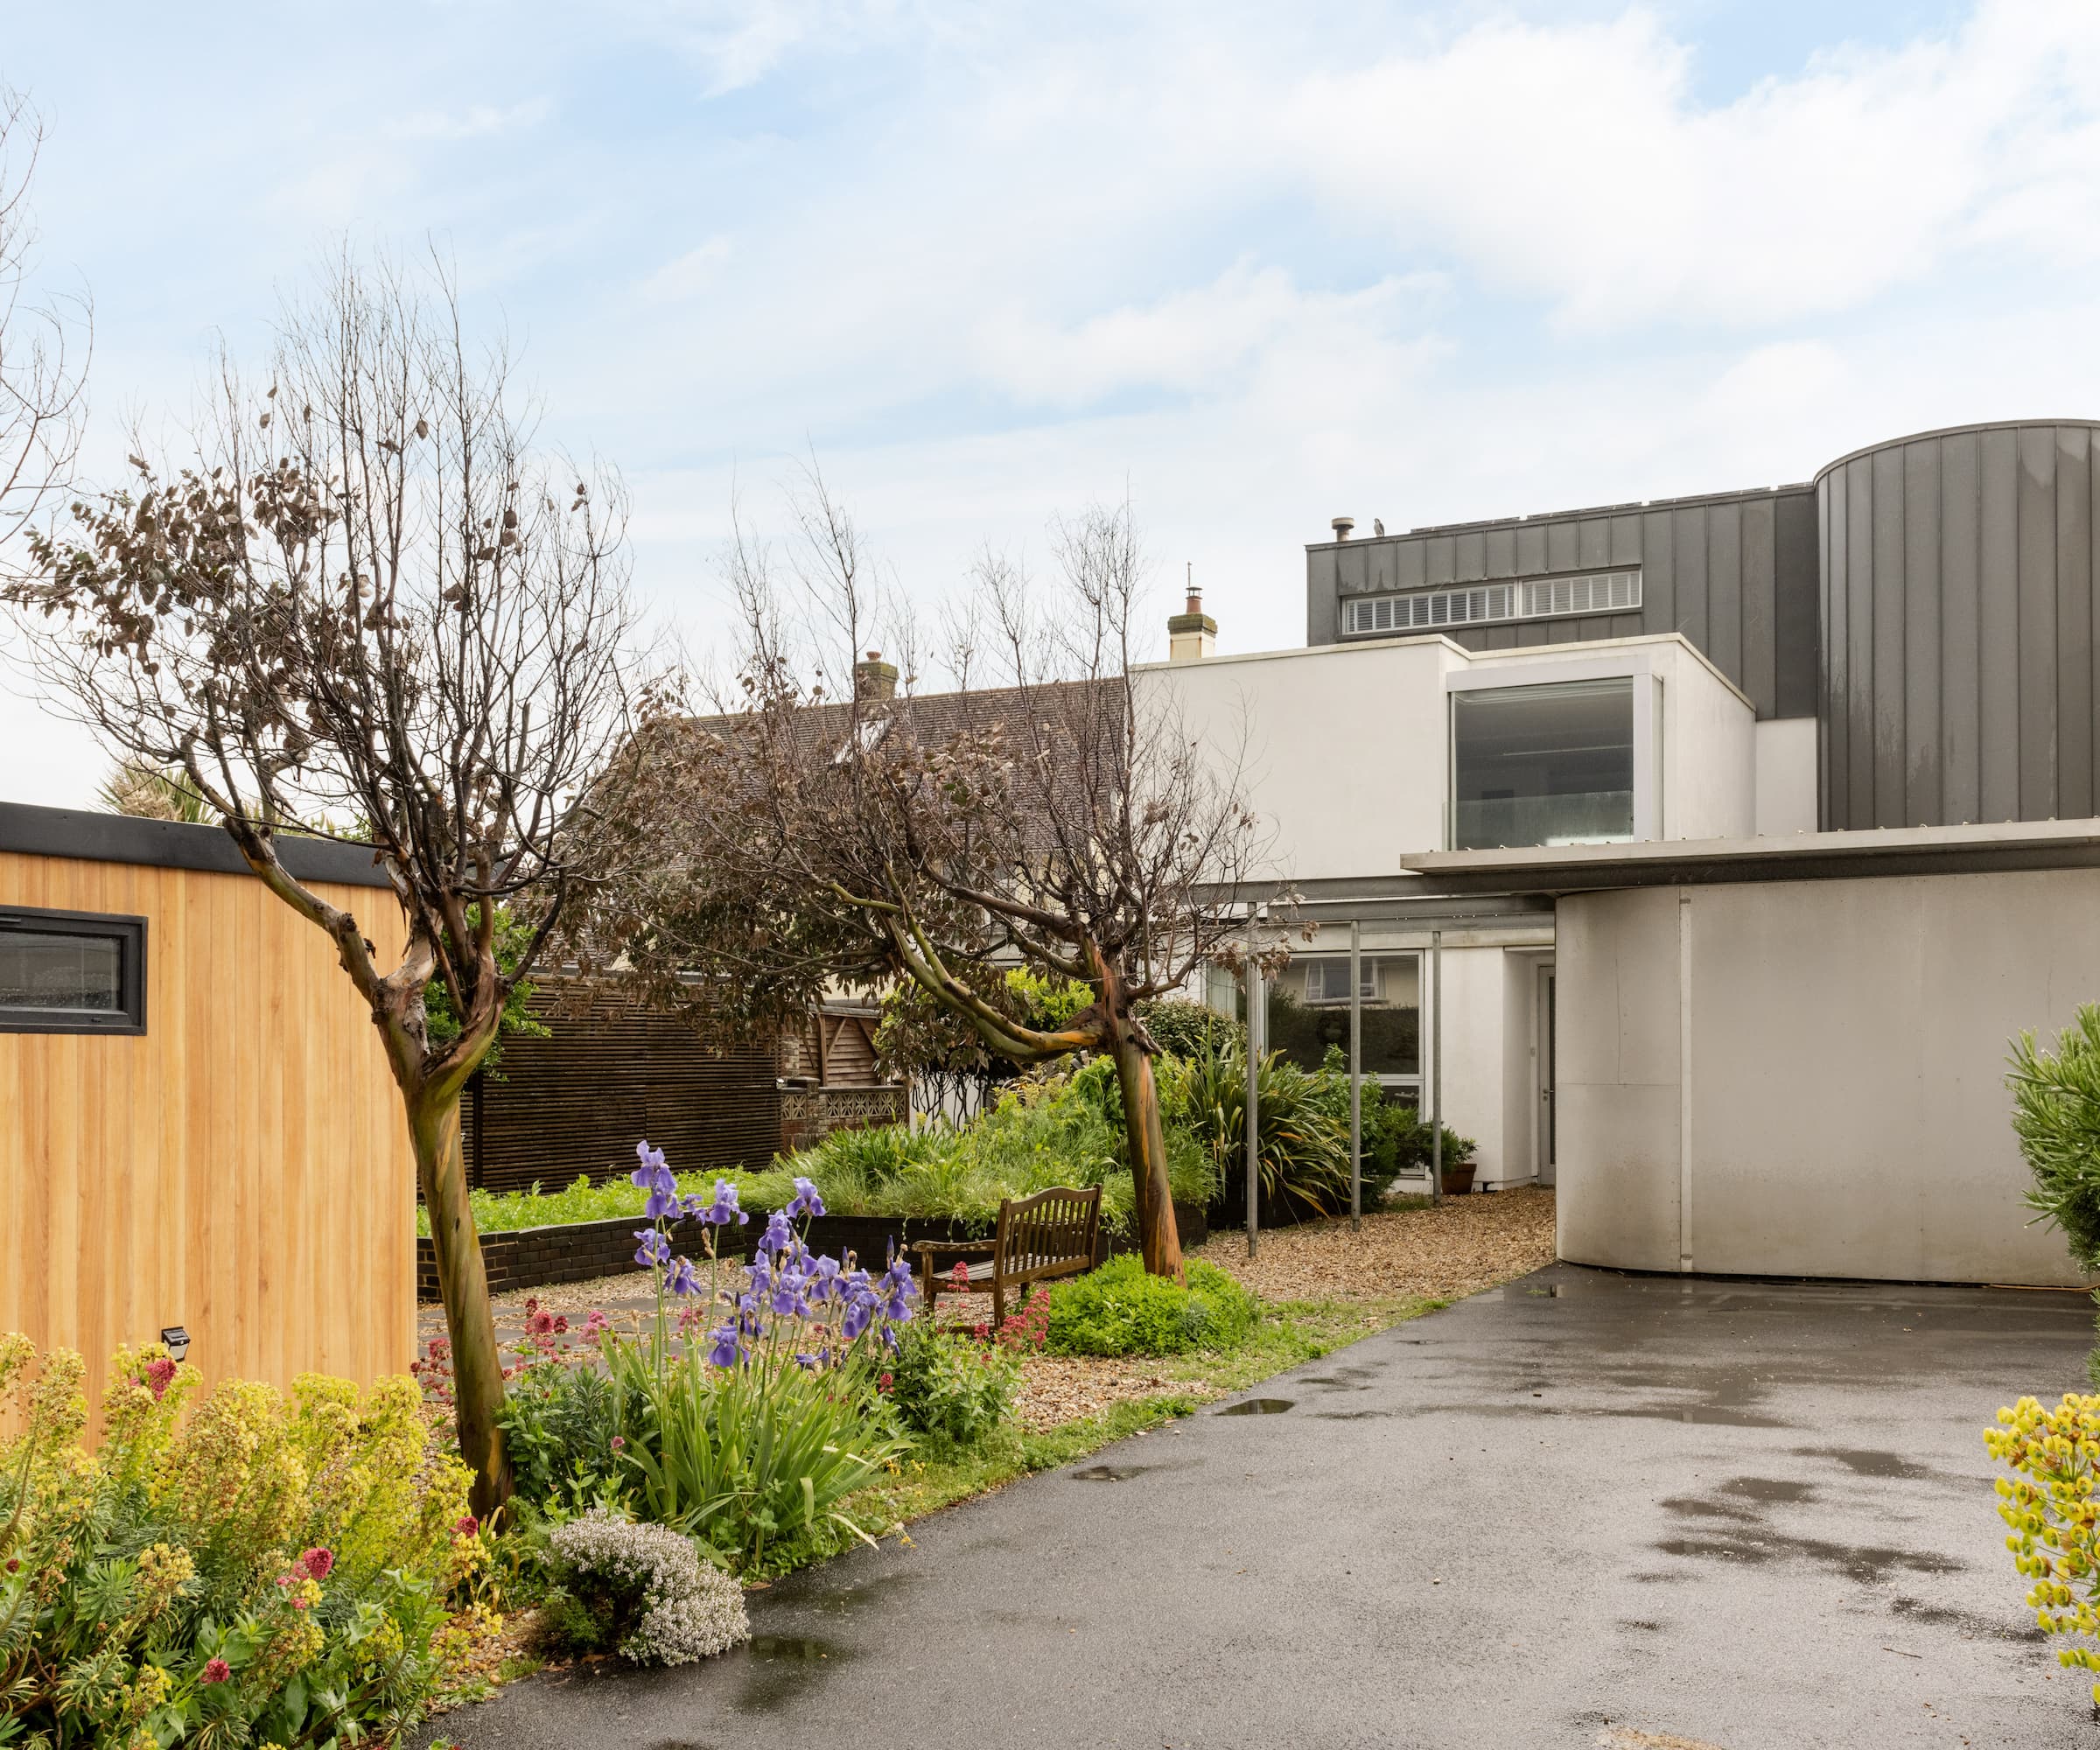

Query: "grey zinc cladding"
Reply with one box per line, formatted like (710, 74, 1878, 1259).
(1815, 420, 2100, 830)
(1306, 482, 1819, 720)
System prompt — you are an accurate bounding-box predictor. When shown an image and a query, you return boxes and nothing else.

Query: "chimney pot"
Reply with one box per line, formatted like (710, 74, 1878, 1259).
(852, 650, 899, 702)
(1166, 584, 1217, 663)
(1332, 516, 1354, 540)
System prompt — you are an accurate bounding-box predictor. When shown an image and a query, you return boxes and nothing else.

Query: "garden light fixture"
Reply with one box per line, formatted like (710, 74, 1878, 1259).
(159, 1325, 191, 1362)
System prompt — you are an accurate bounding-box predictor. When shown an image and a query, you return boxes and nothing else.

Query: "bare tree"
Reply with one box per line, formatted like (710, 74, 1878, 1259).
(0, 87, 88, 553)
(601, 484, 1264, 1278)
(2, 249, 637, 1510)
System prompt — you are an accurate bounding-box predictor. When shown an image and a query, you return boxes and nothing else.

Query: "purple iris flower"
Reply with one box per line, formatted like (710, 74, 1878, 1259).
(630, 1140, 671, 1189)
(665, 1256, 703, 1298)
(756, 1210, 794, 1259)
(842, 1299, 873, 1342)
(793, 1352, 818, 1369)
(878, 1257, 918, 1320)
(710, 1180, 747, 1226)
(770, 1270, 808, 1319)
(634, 1228, 672, 1269)
(786, 1176, 827, 1221)
(804, 1255, 842, 1303)
(707, 1325, 742, 1367)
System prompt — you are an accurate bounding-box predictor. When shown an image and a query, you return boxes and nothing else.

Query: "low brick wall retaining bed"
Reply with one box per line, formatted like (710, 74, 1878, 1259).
(418, 1200, 1210, 1301)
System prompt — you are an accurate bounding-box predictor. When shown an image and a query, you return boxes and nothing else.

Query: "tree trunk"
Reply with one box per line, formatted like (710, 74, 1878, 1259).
(1106, 1026, 1184, 1280)
(408, 1082, 513, 1516)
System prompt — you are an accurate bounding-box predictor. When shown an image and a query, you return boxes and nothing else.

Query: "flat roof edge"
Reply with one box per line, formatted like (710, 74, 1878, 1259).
(1399, 821, 2100, 894)
(0, 801, 396, 889)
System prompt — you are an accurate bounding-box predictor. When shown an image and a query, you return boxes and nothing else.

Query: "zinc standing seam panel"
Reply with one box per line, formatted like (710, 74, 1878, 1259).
(1904, 440, 1942, 828)
(1812, 421, 2100, 830)
(2055, 426, 2092, 822)
(1941, 431, 1982, 825)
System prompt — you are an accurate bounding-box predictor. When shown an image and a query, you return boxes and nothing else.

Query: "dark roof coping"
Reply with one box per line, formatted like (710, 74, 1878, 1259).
(1304, 480, 1814, 552)
(0, 801, 394, 888)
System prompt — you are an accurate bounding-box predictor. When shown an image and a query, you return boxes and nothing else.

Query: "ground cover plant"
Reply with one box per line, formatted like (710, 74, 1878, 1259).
(0, 1334, 497, 1748)
(1041, 1255, 1261, 1357)
(532, 1509, 748, 1668)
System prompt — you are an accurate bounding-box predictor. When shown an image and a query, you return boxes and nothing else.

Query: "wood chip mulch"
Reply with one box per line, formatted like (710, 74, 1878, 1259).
(1190, 1186, 1558, 1305)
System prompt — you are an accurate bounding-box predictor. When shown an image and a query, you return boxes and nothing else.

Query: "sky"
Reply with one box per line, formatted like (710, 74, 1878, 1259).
(3, 0, 2098, 806)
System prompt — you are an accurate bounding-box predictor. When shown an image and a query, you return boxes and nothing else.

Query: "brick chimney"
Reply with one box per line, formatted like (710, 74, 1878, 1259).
(1167, 583, 1216, 663)
(853, 649, 899, 702)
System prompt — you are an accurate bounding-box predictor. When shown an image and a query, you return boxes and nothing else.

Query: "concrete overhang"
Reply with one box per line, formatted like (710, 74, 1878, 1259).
(1397, 819, 2100, 896)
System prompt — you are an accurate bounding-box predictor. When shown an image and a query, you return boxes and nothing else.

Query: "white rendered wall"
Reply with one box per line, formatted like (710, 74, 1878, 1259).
(1754, 718, 1819, 836)
(1556, 870, 2100, 1287)
(1656, 647, 1756, 840)
(1140, 632, 1757, 881)
(1137, 637, 1457, 882)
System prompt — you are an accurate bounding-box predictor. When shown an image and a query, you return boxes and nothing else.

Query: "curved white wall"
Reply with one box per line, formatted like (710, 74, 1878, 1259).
(1557, 869, 2100, 1287)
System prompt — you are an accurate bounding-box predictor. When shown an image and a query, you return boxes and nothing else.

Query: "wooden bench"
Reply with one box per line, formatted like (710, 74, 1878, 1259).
(914, 1184, 1103, 1329)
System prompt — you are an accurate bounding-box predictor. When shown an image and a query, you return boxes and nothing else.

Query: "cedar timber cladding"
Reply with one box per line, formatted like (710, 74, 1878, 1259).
(0, 808, 416, 1431)
(461, 982, 783, 1193)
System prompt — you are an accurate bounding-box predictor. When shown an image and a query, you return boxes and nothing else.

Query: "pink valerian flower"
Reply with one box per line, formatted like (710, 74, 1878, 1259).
(201, 1657, 231, 1684)
(455, 1514, 480, 1536)
(140, 1355, 178, 1400)
(301, 1547, 334, 1580)
(878, 1371, 894, 1394)
(610, 1434, 626, 1451)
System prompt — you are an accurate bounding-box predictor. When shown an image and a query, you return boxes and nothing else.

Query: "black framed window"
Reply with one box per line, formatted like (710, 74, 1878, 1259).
(0, 906, 148, 1034)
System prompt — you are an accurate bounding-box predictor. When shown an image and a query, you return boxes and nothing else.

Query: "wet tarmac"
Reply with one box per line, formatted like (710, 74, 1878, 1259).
(417, 1263, 2097, 1749)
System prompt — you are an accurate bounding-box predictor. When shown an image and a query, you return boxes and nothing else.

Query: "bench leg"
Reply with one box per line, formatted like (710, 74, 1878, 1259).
(992, 1278, 1005, 1333)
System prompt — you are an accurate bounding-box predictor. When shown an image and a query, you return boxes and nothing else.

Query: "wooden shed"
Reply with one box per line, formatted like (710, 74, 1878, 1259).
(0, 802, 416, 1419)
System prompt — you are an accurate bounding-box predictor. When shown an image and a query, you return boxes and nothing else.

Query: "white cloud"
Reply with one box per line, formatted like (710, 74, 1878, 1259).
(1276, 0, 2100, 330)
(970, 264, 1440, 407)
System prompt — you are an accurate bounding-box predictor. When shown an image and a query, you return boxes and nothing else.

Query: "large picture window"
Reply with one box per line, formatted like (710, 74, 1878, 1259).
(1450, 676, 1637, 850)
(0, 907, 148, 1034)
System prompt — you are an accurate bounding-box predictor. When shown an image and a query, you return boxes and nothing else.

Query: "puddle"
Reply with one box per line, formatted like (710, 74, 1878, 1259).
(1792, 1446, 1942, 1482)
(1217, 1397, 1295, 1416)
(736, 1635, 855, 1714)
(1722, 1476, 1816, 1504)
(1655, 1532, 1963, 1586)
(1072, 1464, 1152, 1481)
(1889, 1593, 2044, 1642)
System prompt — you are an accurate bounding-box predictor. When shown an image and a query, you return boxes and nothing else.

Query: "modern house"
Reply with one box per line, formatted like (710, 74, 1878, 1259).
(1148, 418, 2100, 1287)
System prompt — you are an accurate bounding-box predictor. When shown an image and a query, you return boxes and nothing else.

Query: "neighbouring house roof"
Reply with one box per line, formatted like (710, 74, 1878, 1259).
(0, 801, 395, 889)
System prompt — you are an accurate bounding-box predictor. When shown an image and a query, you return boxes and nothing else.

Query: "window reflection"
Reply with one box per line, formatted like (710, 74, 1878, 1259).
(1451, 676, 1634, 850)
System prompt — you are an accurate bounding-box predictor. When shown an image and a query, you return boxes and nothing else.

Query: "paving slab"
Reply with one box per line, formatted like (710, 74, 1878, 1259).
(419, 1264, 2098, 1750)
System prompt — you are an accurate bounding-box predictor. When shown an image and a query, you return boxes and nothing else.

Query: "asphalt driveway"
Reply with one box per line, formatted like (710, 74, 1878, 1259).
(422, 1264, 2097, 1750)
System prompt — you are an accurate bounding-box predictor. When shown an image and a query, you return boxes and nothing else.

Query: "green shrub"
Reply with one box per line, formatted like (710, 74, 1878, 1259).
(1362, 1096, 1476, 1200)
(1045, 1256, 1260, 1356)
(497, 1353, 626, 1508)
(0, 1334, 494, 1750)
(1138, 996, 1245, 1060)
(879, 1326, 1018, 1451)
(2009, 1005, 2100, 1270)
